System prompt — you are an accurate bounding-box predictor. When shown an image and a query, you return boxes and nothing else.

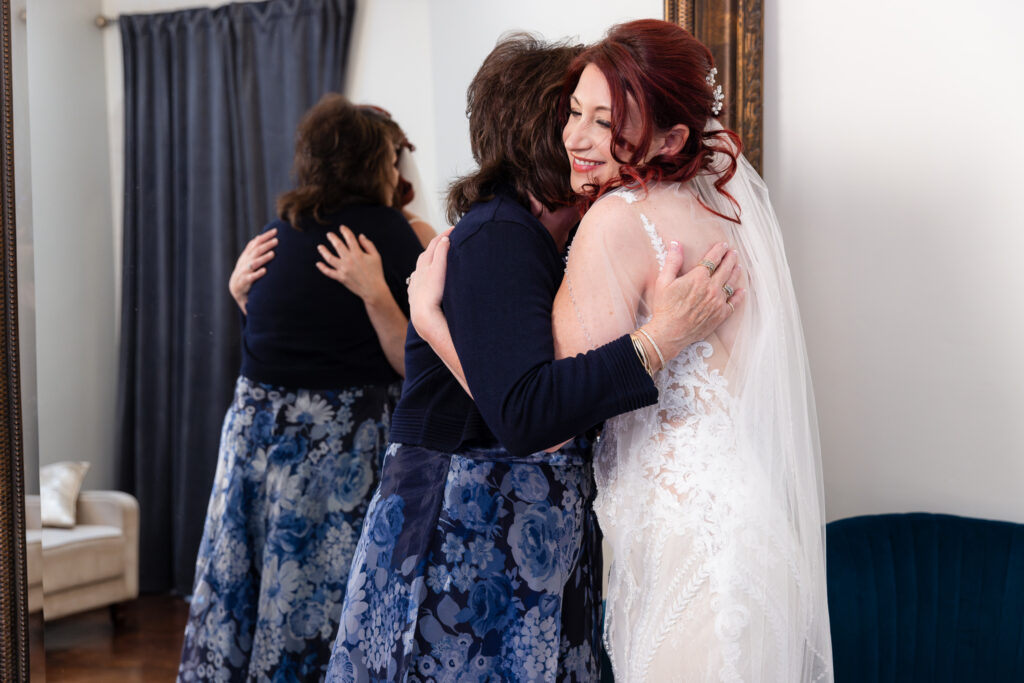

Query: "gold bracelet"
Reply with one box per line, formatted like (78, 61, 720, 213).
(629, 333, 653, 377)
(638, 337, 653, 376)
(637, 336, 652, 375)
(636, 327, 665, 369)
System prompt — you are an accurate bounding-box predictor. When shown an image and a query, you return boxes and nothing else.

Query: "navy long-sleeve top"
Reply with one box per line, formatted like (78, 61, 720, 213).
(389, 189, 658, 456)
(241, 204, 422, 390)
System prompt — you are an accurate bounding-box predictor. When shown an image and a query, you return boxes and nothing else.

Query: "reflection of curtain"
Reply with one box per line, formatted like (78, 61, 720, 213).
(116, 0, 355, 595)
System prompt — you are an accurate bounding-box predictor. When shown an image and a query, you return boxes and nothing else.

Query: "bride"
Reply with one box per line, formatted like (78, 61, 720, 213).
(414, 19, 833, 682)
(552, 21, 833, 681)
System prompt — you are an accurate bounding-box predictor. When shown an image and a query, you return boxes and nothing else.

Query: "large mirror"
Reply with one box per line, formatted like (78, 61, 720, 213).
(9, 0, 1024, 679)
(3, 0, 763, 677)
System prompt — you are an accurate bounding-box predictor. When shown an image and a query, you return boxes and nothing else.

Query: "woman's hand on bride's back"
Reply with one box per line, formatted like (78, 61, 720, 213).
(643, 241, 745, 361)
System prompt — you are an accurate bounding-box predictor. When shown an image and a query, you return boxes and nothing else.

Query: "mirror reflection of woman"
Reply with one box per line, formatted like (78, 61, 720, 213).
(177, 94, 423, 682)
(415, 21, 833, 682)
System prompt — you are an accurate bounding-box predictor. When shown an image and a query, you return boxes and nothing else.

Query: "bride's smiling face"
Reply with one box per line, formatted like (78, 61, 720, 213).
(563, 63, 646, 193)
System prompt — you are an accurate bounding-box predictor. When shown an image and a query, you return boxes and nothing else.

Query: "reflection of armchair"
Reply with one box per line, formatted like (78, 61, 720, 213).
(24, 499, 43, 615)
(827, 513, 1024, 682)
(24, 491, 139, 620)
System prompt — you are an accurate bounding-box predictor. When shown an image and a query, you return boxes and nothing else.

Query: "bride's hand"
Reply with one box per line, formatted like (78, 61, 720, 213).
(641, 241, 746, 364)
(408, 228, 454, 344)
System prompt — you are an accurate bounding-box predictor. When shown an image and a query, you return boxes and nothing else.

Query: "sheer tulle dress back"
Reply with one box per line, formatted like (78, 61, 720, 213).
(563, 151, 833, 682)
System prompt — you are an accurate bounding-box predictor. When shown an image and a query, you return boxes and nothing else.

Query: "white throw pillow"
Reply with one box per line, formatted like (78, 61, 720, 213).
(39, 461, 90, 528)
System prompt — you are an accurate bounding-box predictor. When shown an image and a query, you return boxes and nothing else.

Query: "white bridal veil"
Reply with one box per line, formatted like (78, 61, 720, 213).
(565, 121, 833, 681)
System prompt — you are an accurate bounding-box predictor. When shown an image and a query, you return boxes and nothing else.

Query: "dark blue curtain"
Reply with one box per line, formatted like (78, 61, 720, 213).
(116, 0, 355, 594)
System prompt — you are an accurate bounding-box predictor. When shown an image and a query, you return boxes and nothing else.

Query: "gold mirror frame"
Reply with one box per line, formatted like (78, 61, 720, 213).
(0, 4, 764, 677)
(665, 0, 764, 173)
(0, 0, 28, 677)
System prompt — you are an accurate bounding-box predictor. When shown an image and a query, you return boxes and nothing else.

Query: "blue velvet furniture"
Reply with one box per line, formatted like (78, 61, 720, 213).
(827, 513, 1024, 682)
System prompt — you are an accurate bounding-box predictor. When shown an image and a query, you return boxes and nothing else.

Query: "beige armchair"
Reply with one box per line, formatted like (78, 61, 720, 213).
(24, 491, 139, 620)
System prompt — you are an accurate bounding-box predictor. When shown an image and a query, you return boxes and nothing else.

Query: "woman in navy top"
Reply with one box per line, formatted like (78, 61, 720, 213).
(179, 94, 423, 682)
(327, 38, 736, 682)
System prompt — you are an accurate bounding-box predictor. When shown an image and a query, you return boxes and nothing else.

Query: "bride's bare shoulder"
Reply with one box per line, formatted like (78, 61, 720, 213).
(644, 182, 730, 242)
(583, 188, 643, 220)
(569, 190, 643, 247)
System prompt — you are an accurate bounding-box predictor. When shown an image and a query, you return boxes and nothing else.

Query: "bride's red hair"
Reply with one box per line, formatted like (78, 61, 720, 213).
(563, 19, 741, 222)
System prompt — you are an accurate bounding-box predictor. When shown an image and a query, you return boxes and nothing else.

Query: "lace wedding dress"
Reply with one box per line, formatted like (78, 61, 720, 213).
(561, 149, 833, 682)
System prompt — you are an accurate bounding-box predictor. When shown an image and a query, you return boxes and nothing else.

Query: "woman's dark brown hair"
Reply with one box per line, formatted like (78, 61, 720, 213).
(359, 105, 417, 209)
(446, 34, 584, 225)
(277, 93, 395, 227)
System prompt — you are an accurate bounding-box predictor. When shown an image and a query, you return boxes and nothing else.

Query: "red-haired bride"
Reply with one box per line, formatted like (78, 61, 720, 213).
(415, 19, 833, 682)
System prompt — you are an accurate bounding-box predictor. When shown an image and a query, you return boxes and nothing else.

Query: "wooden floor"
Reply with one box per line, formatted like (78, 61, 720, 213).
(41, 594, 190, 682)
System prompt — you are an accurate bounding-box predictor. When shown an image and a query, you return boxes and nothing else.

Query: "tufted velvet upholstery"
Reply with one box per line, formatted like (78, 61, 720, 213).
(827, 513, 1024, 682)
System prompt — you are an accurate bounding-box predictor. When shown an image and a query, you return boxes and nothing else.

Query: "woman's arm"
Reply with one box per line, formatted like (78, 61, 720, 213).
(552, 201, 651, 357)
(411, 217, 743, 455)
(408, 230, 471, 396)
(228, 228, 277, 314)
(316, 225, 408, 377)
(436, 217, 657, 456)
(402, 208, 439, 249)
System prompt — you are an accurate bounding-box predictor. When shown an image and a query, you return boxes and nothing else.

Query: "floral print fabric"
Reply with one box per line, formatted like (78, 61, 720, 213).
(178, 376, 399, 682)
(327, 441, 602, 682)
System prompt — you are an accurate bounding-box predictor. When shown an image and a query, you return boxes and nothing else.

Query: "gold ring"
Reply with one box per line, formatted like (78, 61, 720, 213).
(727, 301, 735, 313)
(699, 259, 716, 276)
(723, 284, 734, 297)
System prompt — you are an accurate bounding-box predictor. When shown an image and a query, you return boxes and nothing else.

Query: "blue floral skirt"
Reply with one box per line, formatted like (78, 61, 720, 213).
(327, 441, 602, 683)
(178, 376, 400, 682)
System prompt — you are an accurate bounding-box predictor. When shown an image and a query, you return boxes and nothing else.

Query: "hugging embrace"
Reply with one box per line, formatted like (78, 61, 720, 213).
(177, 16, 833, 683)
(329, 19, 832, 683)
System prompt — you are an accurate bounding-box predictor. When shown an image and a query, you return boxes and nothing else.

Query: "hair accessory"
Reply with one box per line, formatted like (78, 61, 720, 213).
(706, 67, 725, 116)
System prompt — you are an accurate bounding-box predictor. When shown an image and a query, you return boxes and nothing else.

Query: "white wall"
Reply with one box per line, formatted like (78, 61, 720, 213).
(12, 1, 39, 494)
(344, 0, 439, 227)
(26, 0, 118, 491)
(764, 0, 1024, 523)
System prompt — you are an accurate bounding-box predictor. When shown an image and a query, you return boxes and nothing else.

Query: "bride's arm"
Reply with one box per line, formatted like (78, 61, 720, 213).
(552, 199, 652, 358)
(553, 197, 746, 365)
(543, 200, 652, 451)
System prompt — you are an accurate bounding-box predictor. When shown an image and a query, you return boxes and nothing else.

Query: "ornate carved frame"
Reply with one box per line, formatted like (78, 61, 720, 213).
(665, 0, 764, 173)
(0, 0, 28, 678)
(0, 3, 765, 676)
